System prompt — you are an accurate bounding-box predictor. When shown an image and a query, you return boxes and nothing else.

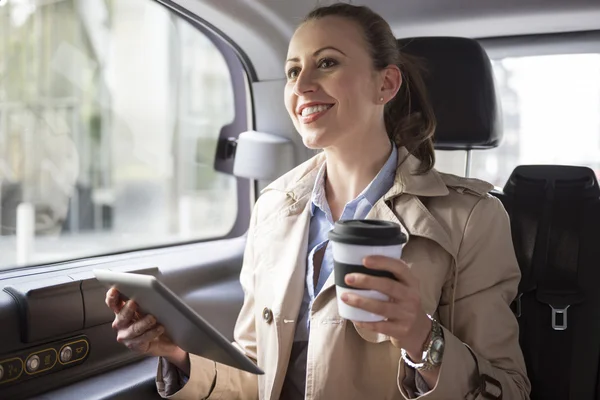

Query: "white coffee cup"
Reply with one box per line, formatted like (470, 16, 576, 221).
(328, 220, 407, 322)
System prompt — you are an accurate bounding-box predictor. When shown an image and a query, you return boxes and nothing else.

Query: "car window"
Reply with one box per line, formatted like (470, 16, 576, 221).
(0, 0, 245, 270)
(435, 52, 600, 186)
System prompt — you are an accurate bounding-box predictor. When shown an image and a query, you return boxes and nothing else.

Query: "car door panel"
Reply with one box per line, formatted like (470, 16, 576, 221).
(0, 238, 246, 400)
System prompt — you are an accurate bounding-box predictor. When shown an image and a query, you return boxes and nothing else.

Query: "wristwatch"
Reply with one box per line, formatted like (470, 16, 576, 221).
(401, 315, 445, 371)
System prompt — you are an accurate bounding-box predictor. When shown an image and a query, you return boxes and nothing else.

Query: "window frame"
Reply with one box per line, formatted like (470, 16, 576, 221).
(154, 0, 258, 238)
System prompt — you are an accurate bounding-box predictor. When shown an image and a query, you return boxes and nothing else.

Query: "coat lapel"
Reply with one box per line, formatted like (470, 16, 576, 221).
(392, 195, 456, 258)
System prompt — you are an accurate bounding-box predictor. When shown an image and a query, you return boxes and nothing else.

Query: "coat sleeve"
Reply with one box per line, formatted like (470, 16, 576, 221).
(398, 196, 531, 399)
(156, 202, 261, 400)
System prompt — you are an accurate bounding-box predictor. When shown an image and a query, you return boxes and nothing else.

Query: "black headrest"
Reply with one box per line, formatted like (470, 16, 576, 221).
(397, 37, 501, 150)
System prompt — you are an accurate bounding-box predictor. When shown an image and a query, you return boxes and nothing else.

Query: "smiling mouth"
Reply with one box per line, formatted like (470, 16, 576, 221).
(298, 104, 334, 123)
(300, 104, 333, 117)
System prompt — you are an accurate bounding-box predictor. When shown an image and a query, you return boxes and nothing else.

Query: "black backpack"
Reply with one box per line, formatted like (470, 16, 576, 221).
(492, 165, 600, 400)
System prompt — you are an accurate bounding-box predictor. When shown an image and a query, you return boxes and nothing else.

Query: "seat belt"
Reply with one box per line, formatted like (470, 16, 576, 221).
(507, 178, 546, 318)
(535, 181, 584, 332)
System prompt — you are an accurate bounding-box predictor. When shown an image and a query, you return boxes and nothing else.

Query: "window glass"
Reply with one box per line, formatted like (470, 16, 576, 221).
(435, 53, 600, 187)
(0, 0, 242, 269)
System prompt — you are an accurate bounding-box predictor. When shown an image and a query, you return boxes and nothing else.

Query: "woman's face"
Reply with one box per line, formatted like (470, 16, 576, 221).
(284, 16, 385, 150)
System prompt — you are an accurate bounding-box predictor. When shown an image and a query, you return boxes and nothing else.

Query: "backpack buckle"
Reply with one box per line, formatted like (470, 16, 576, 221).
(537, 290, 583, 331)
(549, 304, 570, 331)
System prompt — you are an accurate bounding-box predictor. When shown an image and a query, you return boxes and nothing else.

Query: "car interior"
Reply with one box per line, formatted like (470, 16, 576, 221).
(0, 0, 599, 399)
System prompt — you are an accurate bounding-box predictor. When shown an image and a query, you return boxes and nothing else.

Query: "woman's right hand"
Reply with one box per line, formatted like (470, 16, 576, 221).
(105, 288, 190, 372)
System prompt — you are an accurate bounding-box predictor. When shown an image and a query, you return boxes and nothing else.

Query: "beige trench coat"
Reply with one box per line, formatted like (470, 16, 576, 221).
(157, 147, 531, 400)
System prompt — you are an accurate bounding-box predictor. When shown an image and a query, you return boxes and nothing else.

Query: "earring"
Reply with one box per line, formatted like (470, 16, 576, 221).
(379, 97, 384, 102)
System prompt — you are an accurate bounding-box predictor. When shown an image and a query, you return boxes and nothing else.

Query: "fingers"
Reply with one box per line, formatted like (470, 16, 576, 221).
(120, 324, 165, 353)
(354, 320, 403, 337)
(112, 300, 138, 330)
(105, 288, 124, 314)
(107, 289, 165, 356)
(363, 256, 418, 287)
(344, 273, 408, 300)
(341, 292, 411, 321)
(117, 314, 157, 342)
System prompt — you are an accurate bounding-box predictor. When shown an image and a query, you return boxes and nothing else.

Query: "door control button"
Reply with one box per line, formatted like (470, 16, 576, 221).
(26, 355, 40, 373)
(60, 346, 73, 363)
(71, 340, 89, 362)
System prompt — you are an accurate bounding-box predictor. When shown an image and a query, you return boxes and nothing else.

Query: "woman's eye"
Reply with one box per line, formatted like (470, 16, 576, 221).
(287, 67, 300, 80)
(318, 58, 337, 69)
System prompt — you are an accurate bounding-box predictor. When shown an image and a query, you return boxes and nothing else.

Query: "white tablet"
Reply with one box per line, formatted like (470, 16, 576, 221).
(93, 269, 263, 375)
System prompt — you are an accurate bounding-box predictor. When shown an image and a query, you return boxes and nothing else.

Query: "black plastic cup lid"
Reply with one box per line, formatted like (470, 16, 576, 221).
(328, 219, 407, 246)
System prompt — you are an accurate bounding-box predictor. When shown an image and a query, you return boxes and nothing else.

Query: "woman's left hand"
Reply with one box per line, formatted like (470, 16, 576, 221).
(340, 255, 432, 359)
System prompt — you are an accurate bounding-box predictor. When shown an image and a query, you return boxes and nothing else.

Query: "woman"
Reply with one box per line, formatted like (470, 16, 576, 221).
(106, 3, 530, 399)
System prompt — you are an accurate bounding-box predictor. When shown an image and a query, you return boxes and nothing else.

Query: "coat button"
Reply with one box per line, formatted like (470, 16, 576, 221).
(262, 307, 273, 324)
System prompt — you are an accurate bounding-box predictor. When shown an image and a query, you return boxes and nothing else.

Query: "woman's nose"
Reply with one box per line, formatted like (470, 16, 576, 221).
(293, 69, 318, 96)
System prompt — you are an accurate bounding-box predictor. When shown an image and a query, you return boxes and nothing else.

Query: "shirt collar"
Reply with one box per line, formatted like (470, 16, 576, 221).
(262, 146, 451, 201)
(310, 162, 328, 216)
(310, 145, 398, 216)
